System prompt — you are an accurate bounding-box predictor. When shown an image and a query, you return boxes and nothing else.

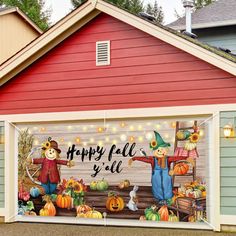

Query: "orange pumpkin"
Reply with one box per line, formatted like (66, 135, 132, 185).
(106, 192, 124, 212)
(42, 195, 56, 216)
(56, 194, 72, 209)
(188, 215, 196, 222)
(173, 162, 189, 175)
(76, 204, 91, 215)
(158, 205, 169, 221)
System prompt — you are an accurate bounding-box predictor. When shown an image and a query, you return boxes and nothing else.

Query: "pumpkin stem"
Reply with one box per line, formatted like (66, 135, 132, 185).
(169, 210, 174, 215)
(108, 191, 116, 197)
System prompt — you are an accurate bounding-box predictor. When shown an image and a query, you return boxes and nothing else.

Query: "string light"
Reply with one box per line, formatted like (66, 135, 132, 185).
(40, 127, 46, 132)
(67, 125, 72, 130)
(129, 125, 134, 131)
(89, 138, 95, 143)
(98, 141, 103, 146)
(83, 142, 87, 146)
(112, 140, 117, 145)
(145, 132, 153, 140)
(199, 130, 204, 137)
(146, 122, 152, 126)
(83, 126, 88, 131)
(120, 134, 127, 142)
(34, 140, 39, 145)
(60, 138, 65, 143)
(156, 124, 161, 129)
(164, 134, 169, 139)
(138, 136, 143, 142)
(33, 127, 38, 130)
(97, 127, 104, 133)
(105, 137, 110, 142)
(129, 136, 135, 142)
(67, 142, 72, 147)
(171, 122, 176, 128)
(112, 127, 117, 133)
(138, 125, 143, 131)
(75, 137, 81, 144)
(120, 122, 126, 128)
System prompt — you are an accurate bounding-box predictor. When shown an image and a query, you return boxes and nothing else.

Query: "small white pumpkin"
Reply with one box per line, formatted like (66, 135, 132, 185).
(186, 188, 202, 198)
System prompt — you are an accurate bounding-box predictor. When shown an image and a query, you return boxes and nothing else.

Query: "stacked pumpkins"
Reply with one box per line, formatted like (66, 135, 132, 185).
(143, 205, 179, 222)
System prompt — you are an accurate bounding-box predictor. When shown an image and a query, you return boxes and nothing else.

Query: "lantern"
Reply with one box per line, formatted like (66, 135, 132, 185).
(223, 124, 233, 138)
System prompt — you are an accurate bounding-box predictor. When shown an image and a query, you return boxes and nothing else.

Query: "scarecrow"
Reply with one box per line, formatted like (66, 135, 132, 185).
(129, 131, 193, 205)
(28, 138, 74, 194)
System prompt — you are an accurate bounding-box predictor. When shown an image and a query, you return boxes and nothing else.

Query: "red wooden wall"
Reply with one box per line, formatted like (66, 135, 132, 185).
(0, 13, 235, 115)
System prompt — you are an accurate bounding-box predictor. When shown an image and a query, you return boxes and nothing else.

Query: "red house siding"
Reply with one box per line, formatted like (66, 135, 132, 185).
(0, 13, 235, 115)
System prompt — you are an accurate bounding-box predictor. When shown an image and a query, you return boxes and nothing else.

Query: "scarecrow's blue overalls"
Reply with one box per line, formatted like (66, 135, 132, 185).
(152, 157, 173, 201)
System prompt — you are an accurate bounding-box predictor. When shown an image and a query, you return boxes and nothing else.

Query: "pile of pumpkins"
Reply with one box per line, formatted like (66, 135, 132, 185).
(176, 181, 206, 199)
(141, 205, 179, 222)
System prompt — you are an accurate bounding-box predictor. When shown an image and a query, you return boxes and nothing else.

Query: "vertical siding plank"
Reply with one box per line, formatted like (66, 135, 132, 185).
(220, 112, 236, 215)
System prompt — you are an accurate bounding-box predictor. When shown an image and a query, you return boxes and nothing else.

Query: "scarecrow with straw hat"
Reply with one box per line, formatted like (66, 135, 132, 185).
(28, 137, 74, 194)
(129, 131, 194, 205)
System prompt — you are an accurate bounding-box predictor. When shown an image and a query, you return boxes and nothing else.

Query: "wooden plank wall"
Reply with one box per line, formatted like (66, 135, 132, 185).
(0, 13, 235, 115)
(0, 121, 4, 208)
(17, 117, 208, 188)
(220, 111, 236, 215)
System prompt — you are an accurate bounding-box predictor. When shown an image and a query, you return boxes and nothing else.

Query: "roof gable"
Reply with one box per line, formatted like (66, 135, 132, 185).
(0, 0, 235, 86)
(0, 6, 43, 34)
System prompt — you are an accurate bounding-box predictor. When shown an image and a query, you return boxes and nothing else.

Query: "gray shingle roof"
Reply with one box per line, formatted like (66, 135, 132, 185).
(168, 0, 236, 29)
(0, 6, 16, 13)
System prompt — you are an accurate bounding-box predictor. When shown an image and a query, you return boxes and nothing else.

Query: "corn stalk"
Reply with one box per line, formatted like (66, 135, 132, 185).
(18, 129, 34, 183)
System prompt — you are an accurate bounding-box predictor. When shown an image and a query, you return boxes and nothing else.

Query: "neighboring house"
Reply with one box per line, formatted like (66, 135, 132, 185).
(168, 0, 236, 54)
(0, 0, 235, 232)
(0, 7, 42, 64)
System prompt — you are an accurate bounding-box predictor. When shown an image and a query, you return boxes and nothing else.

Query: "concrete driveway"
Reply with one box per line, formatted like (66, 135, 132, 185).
(0, 223, 236, 236)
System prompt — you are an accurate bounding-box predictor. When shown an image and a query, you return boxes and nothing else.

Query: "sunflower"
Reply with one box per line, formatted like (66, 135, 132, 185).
(150, 139, 158, 149)
(66, 178, 76, 188)
(42, 141, 51, 150)
(189, 133, 200, 143)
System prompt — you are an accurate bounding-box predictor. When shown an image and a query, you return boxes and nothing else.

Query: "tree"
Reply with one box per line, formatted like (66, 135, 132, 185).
(71, 0, 165, 23)
(0, 0, 51, 31)
(146, 0, 164, 24)
(194, 0, 215, 9)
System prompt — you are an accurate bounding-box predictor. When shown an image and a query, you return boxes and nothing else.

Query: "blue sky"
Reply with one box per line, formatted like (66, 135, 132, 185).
(45, 0, 185, 25)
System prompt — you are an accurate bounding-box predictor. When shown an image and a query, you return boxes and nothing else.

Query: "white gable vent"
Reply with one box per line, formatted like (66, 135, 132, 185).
(96, 41, 110, 66)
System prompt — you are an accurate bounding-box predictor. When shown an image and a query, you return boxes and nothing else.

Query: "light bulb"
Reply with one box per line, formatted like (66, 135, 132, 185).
(97, 127, 104, 133)
(120, 134, 127, 142)
(120, 122, 126, 128)
(138, 136, 143, 142)
(75, 137, 81, 144)
(145, 132, 153, 140)
(138, 125, 143, 130)
(129, 136, 135, 142)
(129, 125, 134, 131)
(199, 130, 204, 137)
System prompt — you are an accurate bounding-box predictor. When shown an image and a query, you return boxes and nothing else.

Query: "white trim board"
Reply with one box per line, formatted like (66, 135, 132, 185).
(221, 215, 236, 225)
(0, 103, 236, 123)
(15, 215, 213, 230)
